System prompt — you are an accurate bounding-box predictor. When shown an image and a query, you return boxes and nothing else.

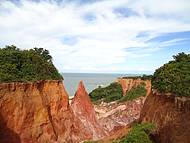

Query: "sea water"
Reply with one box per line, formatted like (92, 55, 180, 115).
(62, 73, 141, 96)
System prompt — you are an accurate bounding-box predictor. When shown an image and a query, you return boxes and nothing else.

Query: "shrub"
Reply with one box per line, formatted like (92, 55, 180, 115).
(152, 52, 190, 97)
(0, 45, 63, 83)
(117, 123, 155, 143)
(89, 83, 123, 102)
(141, 74, 152, 80)
(122, 75, 152, 80)
(119, 83, 147, 102)
(83, 141, 98, 143)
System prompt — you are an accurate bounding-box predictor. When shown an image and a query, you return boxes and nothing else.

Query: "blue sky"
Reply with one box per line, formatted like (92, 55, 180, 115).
(0, 0, 190, 74)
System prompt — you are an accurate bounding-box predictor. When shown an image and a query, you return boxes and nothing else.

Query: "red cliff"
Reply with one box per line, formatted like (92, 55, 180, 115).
(140, 91, 190, 143)
(0, 80, 91, 143)
(117, 78, 151, 96)
(71, 81, 107, 140)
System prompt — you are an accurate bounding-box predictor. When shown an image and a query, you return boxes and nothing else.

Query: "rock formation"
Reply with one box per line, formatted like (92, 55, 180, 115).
(0, 79, 154, 143)
(71, 81, 107, 140)
(117, 78, 151, 96)
(0, 80, 91, 143)
(140, 91, 190, 143)
(95, 97, 145, 132)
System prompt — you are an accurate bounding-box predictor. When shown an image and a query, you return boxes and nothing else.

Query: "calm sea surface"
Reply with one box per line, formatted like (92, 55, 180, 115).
(62, 73, 141, 96)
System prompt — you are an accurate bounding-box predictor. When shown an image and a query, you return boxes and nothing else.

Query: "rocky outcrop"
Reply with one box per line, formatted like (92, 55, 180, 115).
(95, 97, 145, 132)
(0, 80, 91, 143)
(117, 78, 151, 96)
(140, 91, 190, 143)
(71, 81, 107, 140)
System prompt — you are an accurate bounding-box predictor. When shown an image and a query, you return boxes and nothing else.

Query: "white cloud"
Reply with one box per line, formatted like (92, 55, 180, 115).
(0, 0, 190, 73)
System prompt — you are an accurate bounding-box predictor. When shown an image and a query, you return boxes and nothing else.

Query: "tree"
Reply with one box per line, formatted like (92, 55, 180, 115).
(33, 47, 52, 63)
(152, 52, 190, 96)
(0, 46, 63, 83)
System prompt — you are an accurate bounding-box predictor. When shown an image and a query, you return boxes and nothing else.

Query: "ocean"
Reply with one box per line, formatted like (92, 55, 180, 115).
(62, 73, 141, 96)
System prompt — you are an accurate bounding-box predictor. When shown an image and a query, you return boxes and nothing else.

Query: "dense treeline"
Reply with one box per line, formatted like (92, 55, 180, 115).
(152, 52, 190, 97)
(0, 45, 63, 82)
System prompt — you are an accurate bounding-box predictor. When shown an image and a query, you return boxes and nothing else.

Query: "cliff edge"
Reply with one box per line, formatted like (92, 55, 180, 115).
(140, 91, 190, 143)
(0, 80, 91, 143)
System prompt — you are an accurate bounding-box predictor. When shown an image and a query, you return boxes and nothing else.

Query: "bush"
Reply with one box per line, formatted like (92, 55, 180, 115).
(117, 123, 155, 143)
(0, 45, 63, 83)
(122, 75, 152, 80)
(83, 141, 98, 143)
(89, 83, 123, 102)
(141, 75, 152, 80)
(152, 52, 190, 97)
(119, 83, 147, 102)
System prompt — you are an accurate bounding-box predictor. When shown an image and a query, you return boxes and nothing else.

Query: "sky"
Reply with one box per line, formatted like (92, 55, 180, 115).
(0, 0, 190, 74)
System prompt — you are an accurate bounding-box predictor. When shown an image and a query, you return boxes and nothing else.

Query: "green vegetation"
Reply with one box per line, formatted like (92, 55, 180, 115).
(89, 83, 123, 103)
(152, 52, 190, 97)
(83, 141, 98, 143)
(0, 45, 63, 83)
(122, 74, 152, 80)
(119, 83, 147, 102)
(89, 82, 147, 103)
(116, 123, 155, 143)
(84, 123, 154, 143)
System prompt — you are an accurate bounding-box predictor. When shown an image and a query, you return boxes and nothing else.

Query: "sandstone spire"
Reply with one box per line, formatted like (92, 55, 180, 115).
(71, 81, 107, 140)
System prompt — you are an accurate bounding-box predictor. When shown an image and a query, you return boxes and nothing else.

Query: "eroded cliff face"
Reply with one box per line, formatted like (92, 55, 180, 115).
(140, 91, 190, 143)
(117, 78, 151, 96)
(71, 81, 107, 140)
(0, 80, 91, 143)
(95, 97, 145, 132)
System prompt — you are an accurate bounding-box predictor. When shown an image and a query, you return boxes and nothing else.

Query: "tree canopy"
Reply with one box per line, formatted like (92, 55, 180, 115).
(152, 52, 190, 97)
(0, 45, 63, 82)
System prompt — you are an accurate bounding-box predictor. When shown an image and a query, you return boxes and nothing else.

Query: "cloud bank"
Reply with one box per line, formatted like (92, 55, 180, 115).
(0, 0, 190, 73)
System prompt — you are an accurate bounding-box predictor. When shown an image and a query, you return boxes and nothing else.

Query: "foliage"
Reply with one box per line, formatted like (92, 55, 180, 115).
(122, 75, 152, 80)
(0, 45, 63, 82)
(83, 141, 98, 143)
(152, 52, 190, 96)
(89, 83, 123, 103)
(141, 74, 152, 80)
(117, 123, 155, 143)
(89, 82, 147, 103)
(119, 83, 147, 102)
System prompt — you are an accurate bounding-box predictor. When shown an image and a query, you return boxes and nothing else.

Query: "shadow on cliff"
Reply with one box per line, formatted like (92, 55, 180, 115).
(0, 113, 21, 143)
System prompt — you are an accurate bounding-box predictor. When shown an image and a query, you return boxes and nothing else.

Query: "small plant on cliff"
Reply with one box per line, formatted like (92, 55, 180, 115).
(117, 123, 155, 143)
(152, 52, 190, 97)
(119, 83, 147, 102)
(0, 45, 63, 82)
(89, 83, 123, 103)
